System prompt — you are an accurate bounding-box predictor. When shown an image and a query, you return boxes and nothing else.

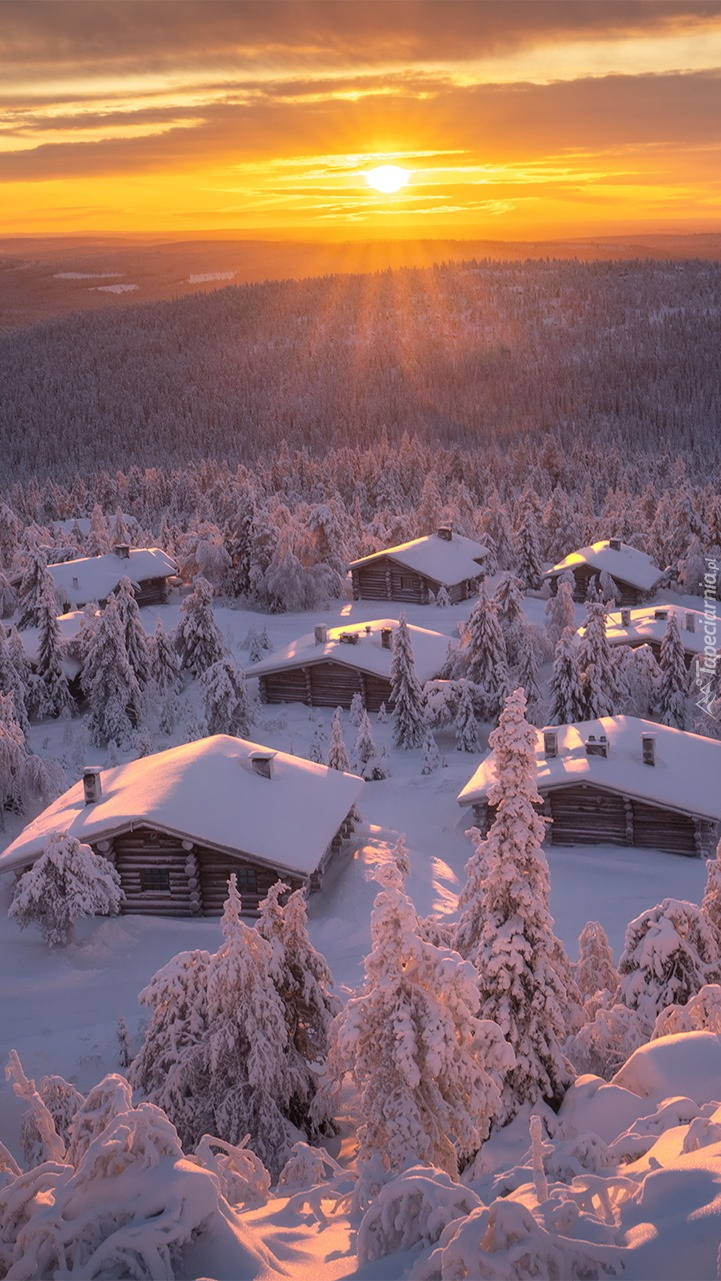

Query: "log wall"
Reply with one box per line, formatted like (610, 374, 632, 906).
(259, 661, 392, 711)
(548, 565, 645, 606)
(351, 559, 480, 604)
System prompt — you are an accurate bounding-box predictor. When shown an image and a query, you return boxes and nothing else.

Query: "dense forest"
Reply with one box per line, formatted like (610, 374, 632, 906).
(1, 257, 720, 481)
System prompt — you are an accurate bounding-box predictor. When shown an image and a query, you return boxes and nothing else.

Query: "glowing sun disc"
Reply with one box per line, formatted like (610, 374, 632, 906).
(364, 165, 410, 194)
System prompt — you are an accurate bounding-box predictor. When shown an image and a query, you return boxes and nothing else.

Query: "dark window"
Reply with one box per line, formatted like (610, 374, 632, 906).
(399, 575, 413, 590)
(233, 865, 258, 894)
(140, 867, 170, 892)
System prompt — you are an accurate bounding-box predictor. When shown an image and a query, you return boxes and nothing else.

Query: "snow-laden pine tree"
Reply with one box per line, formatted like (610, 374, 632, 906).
(657, 612, 690, 728)
(17, 538, 54, 631)
(454, 679, 482, 752)
(548, 627, 586, 725)
(577, 601, 617, 719)
(149, 617, 183, 694)
(328, 707, 351, 772)
(82, 597, 143, 747)
(390, 616, 427, 748)
(174, 576, 227, 678)
(0, 623, 31, 735)
(349, 690, 365, 727)
(0, 569, 17, 618)
(453, 688, 574, 1122)
(514, 624, 541, 715)
(85, 503, 110, 556)
(544, 579, 576, 646)
(599, 569, 622, 605)
(34, 577, 73, 719)
(0, 691, 60, 824)
(435, 584, 451, 608)
(307, 723, 325, 764)
(572, 922, 620, 1008)
(114, 577, 151, 689)
(326, 858, 514, 1180)
(464, 585, 509, 721)
(622, 643, 661, 717)
(619, 898, 721, 1027)
(493, 573, 524, 631)
(514, 507, 544, 591)
(9, 834, 124, 946)
(420, 730, 442, 775)
(200, 657, 252, 737)
(702, 839, 721, 950)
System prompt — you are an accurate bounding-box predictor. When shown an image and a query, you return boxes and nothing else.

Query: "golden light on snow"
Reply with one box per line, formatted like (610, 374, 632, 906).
(364, 165, 410, 195)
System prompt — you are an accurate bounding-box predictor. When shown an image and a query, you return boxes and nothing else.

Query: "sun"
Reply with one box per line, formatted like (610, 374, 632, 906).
(364, 165, 410, 194)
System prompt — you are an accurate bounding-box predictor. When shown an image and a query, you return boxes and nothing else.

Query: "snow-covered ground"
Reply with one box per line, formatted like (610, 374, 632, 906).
(0, 587, 718, 1279)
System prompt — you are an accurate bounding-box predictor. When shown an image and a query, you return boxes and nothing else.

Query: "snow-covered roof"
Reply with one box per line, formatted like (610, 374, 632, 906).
(251, 618, 450, 684)
(457, 716, 721, 823)
(348, 531, 488, 586)
(545, 541, 664, 592)
(0, 735, 364, 879)
(574, 604, 708, 657)
(49, 548, 177, 609)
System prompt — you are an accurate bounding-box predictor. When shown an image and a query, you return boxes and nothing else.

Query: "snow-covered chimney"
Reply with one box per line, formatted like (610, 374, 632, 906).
(314, 624, 328, 645)
(72, 576, 80, 591)
(585, 734, 609, 759)
(654, 609, 668, 621)
(82, 767, 103, 805)
(380, 627, 393, 650)
(437, 525, 453, 541)
(620, 608, 631, 626)
(686, 612, 696, 633)
(641, 734, 656, 766)
(609, 538, 622, 551)
(250, 751, 276, 779)
(543, 729, 559, 759)
(114, 543, 130, 560)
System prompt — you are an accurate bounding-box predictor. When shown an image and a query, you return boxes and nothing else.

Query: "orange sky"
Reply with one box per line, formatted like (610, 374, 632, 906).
(1, 0, 721, 239)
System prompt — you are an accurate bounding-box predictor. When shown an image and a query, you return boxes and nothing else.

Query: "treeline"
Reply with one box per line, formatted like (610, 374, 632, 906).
(1, 257, 720, 481)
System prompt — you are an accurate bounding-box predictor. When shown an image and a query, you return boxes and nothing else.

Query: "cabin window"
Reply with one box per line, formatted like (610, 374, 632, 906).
(399, 575, 413, 590)
(233, 866, 258, 895)
(140, 867, 170, 893)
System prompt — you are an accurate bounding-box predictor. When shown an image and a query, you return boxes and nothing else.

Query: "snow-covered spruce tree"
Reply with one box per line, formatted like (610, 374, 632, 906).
(308, 723, 325, 764)
(82, 597, 142, 747)
(0, 624, 32, 735)
(435, 584, 451, 608)
(657, 611, 690, 728)
(114, 576, 151, 688)
(464, 585, 509, 720)
(85, 502, 110, 556)
(493, 573, 524, 631)
(514, 507, 544, 592)
(33, 577, 73, 719)
(563, 1003, 647, 1081)
(0, 692, 60, 824)
(224, 501, 256, 597)
(577, 601, 617, 719)
(9, 833, 124, 946)
(572, 922, 620, 1008)
(17, 538, 54, 630)
(149, 617, 183, 694)
(390, 615, 427, 749)
(327, 707, 351, 772)
(353, 709, 387, 781)
(544, 579, 576, 646)
(455, 679, 482, 752)
(599, 569, 622, 605)
(547, 627, 586, 725)
(349, 690, 365, 727)
(420, 730, 442, 775)
(200, 657, 252, 737)
(514, 624, 541, 713)
(702, 839, 721, 950)
(325, 859, 514, 1180)
(454, 688, 574, 1122)
(623, 642, 661, 717)
(174, 575, 227, 678)
(0, 569, 17, 618)
(619, 898, 721, 1027)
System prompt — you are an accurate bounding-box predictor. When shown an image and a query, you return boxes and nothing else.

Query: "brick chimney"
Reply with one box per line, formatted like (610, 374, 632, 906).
(82, 767, 103, 804)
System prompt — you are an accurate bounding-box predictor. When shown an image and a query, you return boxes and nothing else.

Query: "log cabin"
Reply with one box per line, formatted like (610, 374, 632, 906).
(252, 617, 451, 711)
(348, 526, 488, 605)
(0, 736, 364, 917)
(573, 604, 707, 670)
(457, 715, 721, 858)
(48, 546, 178, 611)
(544, 539, 665, 606)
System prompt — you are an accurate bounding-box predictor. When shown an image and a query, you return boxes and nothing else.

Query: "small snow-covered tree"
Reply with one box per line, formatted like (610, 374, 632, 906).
(463, 585, 509, 720)
(307, 723, 325, 764)
(657, 612, 690, 728)
(653, 983, 721, 1038)
(619, 897, 721, 1026)
(149, 617, 183, 694)
(33, 577, 73, 719)
(493, 573, 524, 632)
(17, 539, 54, 630)
(514, 624, 541, 715)
(454, 679, 482, 752)
(545, 579, 576, 646)
(390, 616, 427, 749)
(328, 708, 351, 772)
(420, 730, 442, 774)
(435, 584, 451, 608)
(599, 569, 622, 605)
(114, 576, 151, 688)
(578, 601, 617, 719)
(174, 575, 227, 677)
(0, 624, 32, 735)
(82, 597, 142, 747)
(702, 839, 721, 948)
(353, 709, 387, 780)
(454, 688, 574, 1122)
(0, 569, 17, 618)
(326, 859, 513, 1179)
(0, 692, 59, 823)
(547, 628, 586, 725)
(623, 643, 660, 717)
(9, 833, 124, 946)
(514, 508, 544, 591)
(85, 502, 110, 556)
(572, 921, 619, 1008)
(200, 656, 252, 737)
(349, 690, 365, 727)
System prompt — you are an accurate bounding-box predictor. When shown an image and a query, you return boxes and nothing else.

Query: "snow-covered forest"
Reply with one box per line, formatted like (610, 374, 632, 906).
(0, 257, 721, 1280)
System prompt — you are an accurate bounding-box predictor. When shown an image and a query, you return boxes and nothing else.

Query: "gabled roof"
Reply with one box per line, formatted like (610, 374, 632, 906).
(348, 530, 488, 587)
(574, 604, 707, 657)
(545, 540, 664, 592)
(251, 618, 450, 684)
(49, 548, 177, 609)
(0, 735, 364, 879)
(457, 716, 721, 823)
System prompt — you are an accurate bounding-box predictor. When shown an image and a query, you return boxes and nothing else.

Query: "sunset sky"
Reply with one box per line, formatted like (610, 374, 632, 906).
(2, 0, 721, 239)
